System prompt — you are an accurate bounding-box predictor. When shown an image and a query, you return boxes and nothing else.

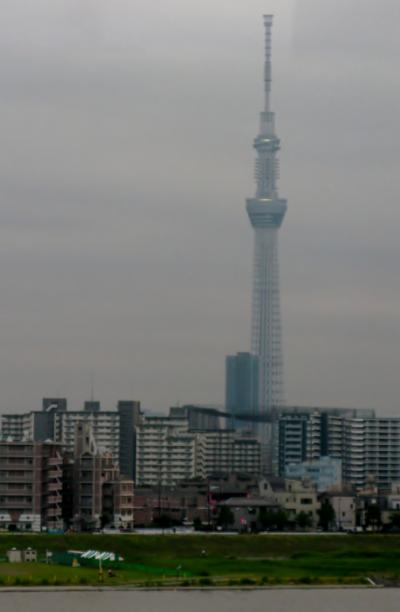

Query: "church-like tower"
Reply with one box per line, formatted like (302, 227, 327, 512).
(246, 15, 287, 414)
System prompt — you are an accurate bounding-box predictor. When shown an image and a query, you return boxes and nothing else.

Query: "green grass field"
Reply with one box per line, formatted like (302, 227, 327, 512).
(0, 534, 400, 587)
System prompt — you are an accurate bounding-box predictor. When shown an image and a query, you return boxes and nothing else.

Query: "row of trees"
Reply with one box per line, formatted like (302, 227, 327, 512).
(218, 502, 400, 532)
(155, 503, 400, 532)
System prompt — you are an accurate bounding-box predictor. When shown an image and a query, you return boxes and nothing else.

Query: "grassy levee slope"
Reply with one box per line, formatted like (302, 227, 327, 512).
(1, 534, 400, 586)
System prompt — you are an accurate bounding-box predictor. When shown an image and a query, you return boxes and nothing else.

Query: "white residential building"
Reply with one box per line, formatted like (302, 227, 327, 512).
(136, 416, 197, 486)
(54, 411, 120, 457)
(135, 415, 261, 486)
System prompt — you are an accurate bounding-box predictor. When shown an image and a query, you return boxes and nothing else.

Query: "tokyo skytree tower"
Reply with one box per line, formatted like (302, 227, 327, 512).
(246, 15, 287, 414)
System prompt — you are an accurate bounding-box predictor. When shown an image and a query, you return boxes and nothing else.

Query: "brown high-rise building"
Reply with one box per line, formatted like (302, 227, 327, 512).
(69, 420, 135, 531)
(0, 440, 63, 531)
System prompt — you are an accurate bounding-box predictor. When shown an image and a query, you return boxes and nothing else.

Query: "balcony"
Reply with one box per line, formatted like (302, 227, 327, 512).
(0, 474, 33, 482)
(47, 495, 62, 504)
(0, 449, 33, 458)
(0, 500, 33, 510)
(0, 486, 32, 495)
(46, 508, 62, 518)
(48, 470, 62, 480)
(47, 482, 61, 492)
(48, 457, 62, 467)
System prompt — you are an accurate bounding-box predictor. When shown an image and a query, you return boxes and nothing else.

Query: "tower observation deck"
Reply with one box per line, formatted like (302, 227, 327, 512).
(246, 15, 287, 414)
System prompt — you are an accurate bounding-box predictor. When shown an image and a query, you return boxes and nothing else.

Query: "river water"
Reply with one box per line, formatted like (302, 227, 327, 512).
(0, 589, 399, 612)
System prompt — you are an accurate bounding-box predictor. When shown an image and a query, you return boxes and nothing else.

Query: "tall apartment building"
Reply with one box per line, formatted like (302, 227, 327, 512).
(54, 409, 120, 458)
(136, 414, 261, 486)
(0, 440, 63, 531)
(136, 416, 197, 486)
(275, 410, 321, 475)
(1, 399, 141, 480)
(199, 430, 261, 476)
(342, 418, 400, 490)
(117, 400, 144, 479)
(273, 407, 400, 490)
(0, 398, 67, 442)
(273, 407, 375, 476)
(72, 420, 134, 530)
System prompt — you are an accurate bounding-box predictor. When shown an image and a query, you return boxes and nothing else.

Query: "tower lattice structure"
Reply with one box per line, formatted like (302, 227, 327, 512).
(246, 15, 287, 414)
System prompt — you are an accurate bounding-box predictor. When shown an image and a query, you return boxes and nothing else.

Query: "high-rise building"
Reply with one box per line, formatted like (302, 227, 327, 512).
(135, 413, 261, 486)
(342, 417, 400, 490)
(53, 409, 120, 459)
(225, 352, 259, 431)
(135, 416, 197, 486)
(0, 440, 63, 531)
(1, 398, 67, 442)
(117, 400, 142, 479)
(273, 406, 375, 476)
(246, 15, 287, 414)
(1, 398, 141, 480)
(59, 421, 135, 531)
(272, 407, 400, 491)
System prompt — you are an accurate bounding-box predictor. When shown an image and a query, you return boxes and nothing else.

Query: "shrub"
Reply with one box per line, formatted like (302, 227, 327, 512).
(198, 577, 214, 586)
(240, 577, 256, 586)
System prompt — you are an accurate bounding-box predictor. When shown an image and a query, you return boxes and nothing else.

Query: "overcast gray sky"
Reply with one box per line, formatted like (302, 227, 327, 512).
(0, 0, 399, 415)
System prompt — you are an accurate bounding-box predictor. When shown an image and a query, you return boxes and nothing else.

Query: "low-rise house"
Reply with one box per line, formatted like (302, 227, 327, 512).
(274, 479, 320, 527)
(385, 482, 400, 513)
(322, 493, 357, 531)
(133, 484, 209, 527)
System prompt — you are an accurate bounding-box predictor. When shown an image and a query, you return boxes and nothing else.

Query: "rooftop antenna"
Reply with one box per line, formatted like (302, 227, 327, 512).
(90, 373, 94, 402)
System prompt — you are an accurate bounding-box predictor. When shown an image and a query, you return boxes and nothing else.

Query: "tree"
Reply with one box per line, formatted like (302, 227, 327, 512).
(365, 503, 381, 531)
(217, 506, 234, 530)
(389, 512, 400, 529)
(258, 509, 275, 530)
(154, 513, 172, 529)
(193, 517, 203, 531)
(275, 509, 289, 531)
(296, 511, 312, 530)
(318, 499, 336, 531)
(258, 509, 289, 531)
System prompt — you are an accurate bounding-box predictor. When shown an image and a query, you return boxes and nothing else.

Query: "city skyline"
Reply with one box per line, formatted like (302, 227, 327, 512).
(0, 0, 399, 415)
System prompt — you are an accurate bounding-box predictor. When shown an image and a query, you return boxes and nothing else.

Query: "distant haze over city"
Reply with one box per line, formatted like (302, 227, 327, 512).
(0, 0, 399, 415)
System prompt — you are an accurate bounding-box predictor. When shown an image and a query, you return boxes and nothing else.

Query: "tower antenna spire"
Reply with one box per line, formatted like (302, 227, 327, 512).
(246, 15, 287, 457)
(263, 14, 273, 113)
